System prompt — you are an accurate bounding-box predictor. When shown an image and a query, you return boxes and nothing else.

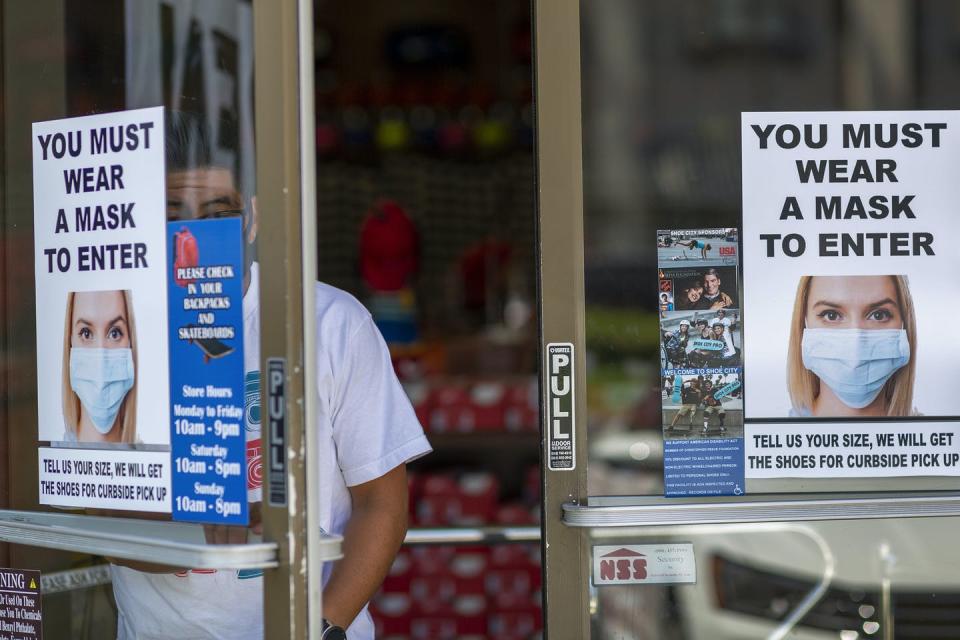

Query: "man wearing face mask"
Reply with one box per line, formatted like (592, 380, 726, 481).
(109, 111, 431, 640)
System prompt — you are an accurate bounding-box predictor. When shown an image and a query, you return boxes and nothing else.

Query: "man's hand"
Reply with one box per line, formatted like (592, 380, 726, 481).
(204, 502, 262, 544)
(321, 464, 410, 629)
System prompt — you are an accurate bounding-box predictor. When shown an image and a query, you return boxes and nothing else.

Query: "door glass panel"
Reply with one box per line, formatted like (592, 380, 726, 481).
(581, 0, 960, 495)
(577, 1, 960, 638)
(3, 2, 262, 637)
(589, 515, 957, 640)
(312, 1, 541, 636)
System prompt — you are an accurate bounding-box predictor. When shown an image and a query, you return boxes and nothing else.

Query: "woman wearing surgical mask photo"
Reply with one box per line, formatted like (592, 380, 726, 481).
(61, 290, 138, 443)
(787, 275, 916, 417)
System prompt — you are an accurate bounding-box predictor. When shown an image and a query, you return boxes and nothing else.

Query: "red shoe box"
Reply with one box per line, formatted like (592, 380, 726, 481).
(454, 473, 499, 525)
(416, 475, 461, 526)
(403, 381, 432, 429)
(371, 592, 413, 637)
(488, 606, 542, 639)
(426, 382, 473, 433)
(467, 381, 506, 431)
(486, 568, 541, 610)
(410, 615, 457, 640)
(416, 495, 461, 526)
(410, 597, 487, 640)
(496, 501, 538, 525)
(410, 573, 457, 615)
(416, 473, 500, 526)
(382, 550, 415, 593)
(410, 546, 458, 575)
(487, 545, 542, 611)
(503, 377, 539, 432)
(449, 547, 488, 594)
(490, 544, 538, 570)
(372, 545, 543, 640)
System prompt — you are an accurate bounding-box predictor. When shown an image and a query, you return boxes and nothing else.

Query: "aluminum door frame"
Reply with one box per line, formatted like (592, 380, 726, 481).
(1, 1, 327, 637)
(534, 0, 591, 636)
(254, 0, 325, 637)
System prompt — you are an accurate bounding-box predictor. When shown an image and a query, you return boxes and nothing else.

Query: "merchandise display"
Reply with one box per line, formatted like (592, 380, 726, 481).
(314, 4, 542, 638)
(371, 543, 542, 640)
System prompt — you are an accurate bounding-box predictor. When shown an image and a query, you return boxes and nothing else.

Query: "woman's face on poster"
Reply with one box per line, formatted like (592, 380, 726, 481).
(806, 276, 903, 329)
(804, 276, 902, 330)
(71, 291, 130, 349)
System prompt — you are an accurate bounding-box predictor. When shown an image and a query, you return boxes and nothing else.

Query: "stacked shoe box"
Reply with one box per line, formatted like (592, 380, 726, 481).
(370, 470, 542, 640)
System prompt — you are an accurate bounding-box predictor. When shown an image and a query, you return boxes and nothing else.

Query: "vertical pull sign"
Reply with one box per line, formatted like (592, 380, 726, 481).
(547, 343, 575, 470)
(267, 358, 287, 506)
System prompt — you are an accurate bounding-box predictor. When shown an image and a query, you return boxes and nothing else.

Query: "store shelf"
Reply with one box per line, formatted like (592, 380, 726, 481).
(405, 526, 540, 545)
(0, 510, 340, 570)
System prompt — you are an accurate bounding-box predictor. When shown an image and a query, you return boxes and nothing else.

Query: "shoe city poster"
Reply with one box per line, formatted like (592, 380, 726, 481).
(658, 228, 745, 496)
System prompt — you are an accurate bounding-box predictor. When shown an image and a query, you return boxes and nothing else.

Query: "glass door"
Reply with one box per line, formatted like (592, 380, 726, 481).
(1, 1, 329, 638)
(536, 1, 960, 638)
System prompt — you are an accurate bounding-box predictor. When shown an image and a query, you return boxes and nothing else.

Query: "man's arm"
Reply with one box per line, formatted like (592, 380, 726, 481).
(322, 464, 410, 629)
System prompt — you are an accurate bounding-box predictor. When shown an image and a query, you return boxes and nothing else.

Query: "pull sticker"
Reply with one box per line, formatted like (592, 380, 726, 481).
(547, 343, 575, 470)
(266, 358, 287, 506)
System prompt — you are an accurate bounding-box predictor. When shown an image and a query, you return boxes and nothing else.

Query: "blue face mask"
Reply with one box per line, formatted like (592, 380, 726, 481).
(69, 347, 135, 434)
(801, 328, 909, 409)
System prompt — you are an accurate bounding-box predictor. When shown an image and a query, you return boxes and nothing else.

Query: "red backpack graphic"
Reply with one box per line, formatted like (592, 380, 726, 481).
(174, 227, 199, 287)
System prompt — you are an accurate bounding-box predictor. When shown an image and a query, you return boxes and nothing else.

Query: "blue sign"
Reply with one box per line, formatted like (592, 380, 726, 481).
(167, 218, 247, 524)
(663, 438, 745, 497)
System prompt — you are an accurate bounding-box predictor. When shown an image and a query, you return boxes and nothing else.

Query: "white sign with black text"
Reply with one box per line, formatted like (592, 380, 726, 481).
(33, 107, 171, 512)
(546, 343, 575, 471)
(742, 111, 960, 479)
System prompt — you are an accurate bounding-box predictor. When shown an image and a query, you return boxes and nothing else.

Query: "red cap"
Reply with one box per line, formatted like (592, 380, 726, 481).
(359, 200, 419, 291)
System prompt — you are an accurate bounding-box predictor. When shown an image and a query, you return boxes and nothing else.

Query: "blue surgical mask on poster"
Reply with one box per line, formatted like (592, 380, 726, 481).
(801, 328, 910, 408)
(69, 347, 135, 433)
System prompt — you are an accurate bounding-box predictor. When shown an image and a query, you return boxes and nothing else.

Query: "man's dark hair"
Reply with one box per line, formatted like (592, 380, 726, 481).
(165, 109, 245, 196)
(165, 110, 213, 174)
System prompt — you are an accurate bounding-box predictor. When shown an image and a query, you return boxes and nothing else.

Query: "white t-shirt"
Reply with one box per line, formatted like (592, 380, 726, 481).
(112, 264, 432, 639)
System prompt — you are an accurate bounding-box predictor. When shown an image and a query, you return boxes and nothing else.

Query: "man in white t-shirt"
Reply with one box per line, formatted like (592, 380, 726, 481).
(109, 114, 431, 639)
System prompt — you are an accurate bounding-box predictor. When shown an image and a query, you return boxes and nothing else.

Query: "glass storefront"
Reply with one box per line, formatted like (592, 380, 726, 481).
(569, 2, 960, 639)
(5, 0, 960, 638)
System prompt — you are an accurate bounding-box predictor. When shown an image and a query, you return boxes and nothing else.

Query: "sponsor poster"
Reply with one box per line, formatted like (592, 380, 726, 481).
(658, 228, 745, 497)
(742, 111, 960, 478)
(33, 108, 249, 524)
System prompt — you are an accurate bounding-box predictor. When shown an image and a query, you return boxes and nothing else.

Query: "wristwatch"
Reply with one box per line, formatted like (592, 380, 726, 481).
(321, 619, 347, 640)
